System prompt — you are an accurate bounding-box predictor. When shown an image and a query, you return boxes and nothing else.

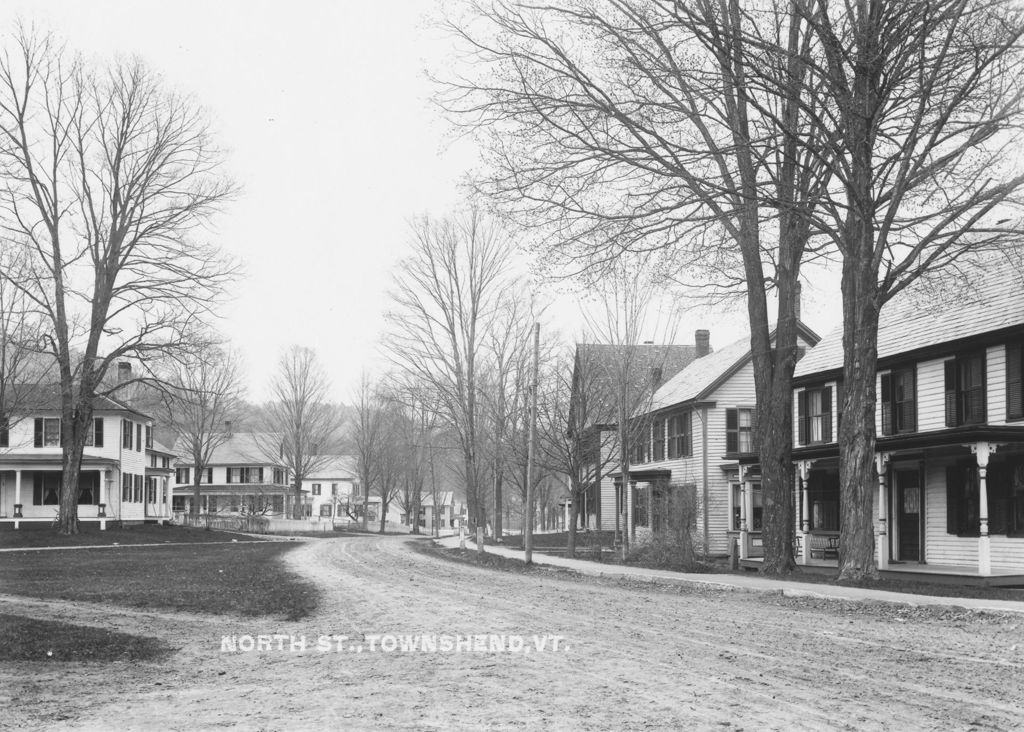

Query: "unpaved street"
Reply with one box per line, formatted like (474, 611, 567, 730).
(2, 535, 1022, 730)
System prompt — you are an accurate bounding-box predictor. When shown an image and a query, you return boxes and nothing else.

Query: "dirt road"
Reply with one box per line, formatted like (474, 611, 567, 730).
(2, 535, 1022, 730)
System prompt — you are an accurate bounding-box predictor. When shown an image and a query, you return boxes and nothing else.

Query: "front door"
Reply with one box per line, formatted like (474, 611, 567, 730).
(895, 469, 922, 562)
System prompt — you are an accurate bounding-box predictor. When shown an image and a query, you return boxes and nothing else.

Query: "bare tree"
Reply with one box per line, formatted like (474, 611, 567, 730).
(791, 0, 1024, 579)
(582, 258, 681, 559)
(538, 346, 618, 556)
(440, 1, 833, 572)
(352, 373, 388, 531)
(0, 32, 237, 533)
(0, 247, 53, 441)
(385, 207, 519, 533)
(161, 342, 245, 516)
(259, 346, 344, 520)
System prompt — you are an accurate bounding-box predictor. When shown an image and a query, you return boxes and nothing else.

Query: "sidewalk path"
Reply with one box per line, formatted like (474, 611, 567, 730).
(437, 536, 1024, 614)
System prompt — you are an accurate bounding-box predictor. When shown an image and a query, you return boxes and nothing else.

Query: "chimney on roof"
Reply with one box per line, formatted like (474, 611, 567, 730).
(224, 420, 233, 435)
(695, 329, 711, 358)
(117, 362, 132, 383)
(642, 340, 654, 345)
(794, 281, 802, 321)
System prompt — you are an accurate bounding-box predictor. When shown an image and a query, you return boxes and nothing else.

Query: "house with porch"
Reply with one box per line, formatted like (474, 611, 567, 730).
(786, 265, 1024, 582)
(626, 324, 820, 555)
(0, 386, 171, 528)
(171, 432, 293, 517)
(571, 333, 711, 532)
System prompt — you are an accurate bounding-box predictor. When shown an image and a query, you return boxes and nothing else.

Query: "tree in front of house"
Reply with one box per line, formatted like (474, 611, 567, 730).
(438, 1, 829, 573)
(791, 0, 1024, 580)
(0, 31, 237, 533)
(161, 342, 245, 517)
(259, 346, 344, 520)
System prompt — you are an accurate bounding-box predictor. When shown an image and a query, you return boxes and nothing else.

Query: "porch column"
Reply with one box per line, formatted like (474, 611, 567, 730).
(798, 461, 811, 565)
(738, 467, 749, 560)
(972, 442, 994, 575)
(164, 476, 171, 522)
(875, 453, 890, 570)
(99, 469, 108, 530)
(14, 469, 22, 528)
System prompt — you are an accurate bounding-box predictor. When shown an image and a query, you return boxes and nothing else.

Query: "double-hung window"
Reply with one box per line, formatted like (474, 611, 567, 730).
(34, 418, 62, 447)
(652, 419, 665, 461)
(945, 352, 986, 426)
(881, 368, 917, 435)
(798, 387, 832, 445)
(667, 412, 691, 458)
(726, 408, 755, 453)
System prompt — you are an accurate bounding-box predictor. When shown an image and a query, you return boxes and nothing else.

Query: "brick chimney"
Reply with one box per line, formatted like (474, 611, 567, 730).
(695, 329, 711, 358)
(224, 420, 233, 435)
(117, 361, 132, 382)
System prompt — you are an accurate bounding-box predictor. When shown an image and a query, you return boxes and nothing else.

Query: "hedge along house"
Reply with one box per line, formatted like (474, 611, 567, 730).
(789, 264, 1024, 583)
(0, 385, 170, 528)
(627, 324, 820, 556)
(171, 431, 292, 517)
(571, 336, 710, 533)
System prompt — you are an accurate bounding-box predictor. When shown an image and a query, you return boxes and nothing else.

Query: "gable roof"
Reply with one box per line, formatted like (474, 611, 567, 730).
(572, 343, 703, 427)
(2, 383, 151, 420)
(172, 432, 285, 466)
(305, 456, 358, 481)
(795, 263, 1024, 379)
(649, 322, 821, 411)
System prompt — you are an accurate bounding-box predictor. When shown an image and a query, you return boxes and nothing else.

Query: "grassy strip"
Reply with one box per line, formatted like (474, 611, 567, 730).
(0, 523, 264, 549)
(0, 543, 318, 620)
(0, 613, 173, 662)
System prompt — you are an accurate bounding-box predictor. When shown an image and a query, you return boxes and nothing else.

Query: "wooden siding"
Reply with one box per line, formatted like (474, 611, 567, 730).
(923, 458, 1024, 570)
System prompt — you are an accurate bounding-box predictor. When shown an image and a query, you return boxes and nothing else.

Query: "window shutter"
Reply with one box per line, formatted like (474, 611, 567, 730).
(944, 360, 957, 426)
(1008, 344, 1023, 419)
(905, 369, 917, 432)
(822, 387, 833, 442)
(94, 418, 104, 448)
(726, 408, 737, 453)
(797, 391, 808, 445)
(880, 373, 893, 435)
(226, 469, 233, 484)
(258, 467, 264, 483)
(750, 407, 758, 452)
(685, 411, 693, 456)
(946, 464, 961, 534)
(34, 418, 43, 448)
(207, 467, 213, 483)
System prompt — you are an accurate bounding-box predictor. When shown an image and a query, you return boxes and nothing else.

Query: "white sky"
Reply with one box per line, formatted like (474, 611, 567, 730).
(3, 1, 840, 403)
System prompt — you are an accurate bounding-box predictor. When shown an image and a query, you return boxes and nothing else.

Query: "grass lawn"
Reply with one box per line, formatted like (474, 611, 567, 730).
(0, 543, 318, 620)
(499, 530, 616, 550)
(0, 613, 173, 662)
(0, 522, 264, 549)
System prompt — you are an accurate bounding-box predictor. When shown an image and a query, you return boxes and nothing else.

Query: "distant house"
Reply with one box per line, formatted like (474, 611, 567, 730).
(785, 266, 1024, 581)
(404, 490, 455, 534)
(0, 385, 170, 528)
(571, 333, 710, 532)
(302, 456, 358, 520)
(630, 325, 819, 555)
(170, 432, 292, 517)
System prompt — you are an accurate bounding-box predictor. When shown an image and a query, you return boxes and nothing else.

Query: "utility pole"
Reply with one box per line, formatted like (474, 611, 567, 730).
(525, 322, 540, 565)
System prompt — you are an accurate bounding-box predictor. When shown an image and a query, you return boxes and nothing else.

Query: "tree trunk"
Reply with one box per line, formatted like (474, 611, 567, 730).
(292, 481, 304, 520)
(493, 470, 503, 541)
(838, 258, 881, 581)
(567, 493, 580, 557)
(380, 503, 387, 534)
(56, 397, 94, 535)
(56, 433, 85, 535)
(192, 476, 203, 518)
(411, 490, 421, 534)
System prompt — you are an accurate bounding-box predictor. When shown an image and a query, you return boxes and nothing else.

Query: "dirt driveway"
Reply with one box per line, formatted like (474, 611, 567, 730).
(1, 535, 1022, 730)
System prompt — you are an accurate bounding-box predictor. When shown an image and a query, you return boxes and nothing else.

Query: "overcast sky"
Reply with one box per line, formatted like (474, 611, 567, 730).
(3, 1, 839, 403)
